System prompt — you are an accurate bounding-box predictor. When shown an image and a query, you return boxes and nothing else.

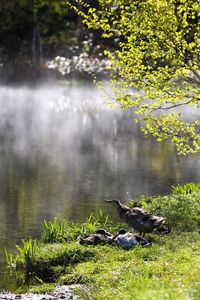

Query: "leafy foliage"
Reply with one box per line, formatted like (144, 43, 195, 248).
(68, 0, 200, 154)
(172, 182, 200, 194)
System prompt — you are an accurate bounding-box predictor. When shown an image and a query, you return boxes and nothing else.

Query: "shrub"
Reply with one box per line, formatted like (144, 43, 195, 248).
(172, 182, 200, 195)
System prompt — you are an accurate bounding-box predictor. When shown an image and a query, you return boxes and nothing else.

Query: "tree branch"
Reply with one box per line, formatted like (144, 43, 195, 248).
(186, 61, 200, 83)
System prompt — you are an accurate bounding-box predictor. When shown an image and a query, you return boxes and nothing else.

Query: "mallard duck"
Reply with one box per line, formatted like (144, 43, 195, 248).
(105, 199, 170, 237)
(113, 228, 151, 250)
(78, 229, 113, 245)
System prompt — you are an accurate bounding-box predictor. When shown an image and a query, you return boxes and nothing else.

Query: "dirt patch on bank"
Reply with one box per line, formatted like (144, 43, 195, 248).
(0, 285, 80, 300)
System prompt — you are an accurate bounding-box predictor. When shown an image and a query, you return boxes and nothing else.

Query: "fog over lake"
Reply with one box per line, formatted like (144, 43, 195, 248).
(0, 81, 200, 290)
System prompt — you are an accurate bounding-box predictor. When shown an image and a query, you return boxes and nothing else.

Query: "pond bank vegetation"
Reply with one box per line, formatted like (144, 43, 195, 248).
(6, 183, 200, 299)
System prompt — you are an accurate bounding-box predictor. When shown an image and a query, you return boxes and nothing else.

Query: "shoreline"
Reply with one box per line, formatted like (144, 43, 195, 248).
(2, 184, 200, 299)
(0, 285, 80, 300)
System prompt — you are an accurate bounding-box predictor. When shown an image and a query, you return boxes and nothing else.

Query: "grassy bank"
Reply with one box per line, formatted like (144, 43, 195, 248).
(7, 183, 200, 299)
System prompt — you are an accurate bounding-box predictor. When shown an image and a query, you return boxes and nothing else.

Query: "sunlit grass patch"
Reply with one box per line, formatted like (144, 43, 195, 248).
(172, 182, 200, 195)
(9, 233, 200, 299)
(53, 232, 200, 299)
(75, 233, 200, 300)
(29, 283, 56, 294)
(5, 183, 200, 299)
(31, 242, 97, 284)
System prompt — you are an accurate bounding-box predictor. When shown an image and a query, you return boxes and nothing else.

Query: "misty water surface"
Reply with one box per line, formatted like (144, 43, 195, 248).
(0, 81, 200, 290)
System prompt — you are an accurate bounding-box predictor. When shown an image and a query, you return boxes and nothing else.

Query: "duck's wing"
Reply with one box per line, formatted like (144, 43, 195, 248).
(129, 208, 153, 220)
(127, 209, 165, 226)
(131, 208, 165, 224)
(125, 211, 138, 224)
(114, 233, 138, 249)
(125, 211, 147, 224)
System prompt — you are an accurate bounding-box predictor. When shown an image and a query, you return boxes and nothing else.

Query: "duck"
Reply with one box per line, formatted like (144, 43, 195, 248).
(113, 228, 151, 250)
(78, 229, 113, 245)
(105, 199, 170, 237)
(78, 228, 151, 249)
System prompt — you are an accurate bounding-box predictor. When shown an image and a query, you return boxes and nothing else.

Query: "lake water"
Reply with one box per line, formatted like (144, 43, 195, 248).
(0, 81, 200, 290)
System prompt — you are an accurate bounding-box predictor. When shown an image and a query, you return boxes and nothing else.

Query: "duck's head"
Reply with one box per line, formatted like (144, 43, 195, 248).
(118, 228, 127, 235)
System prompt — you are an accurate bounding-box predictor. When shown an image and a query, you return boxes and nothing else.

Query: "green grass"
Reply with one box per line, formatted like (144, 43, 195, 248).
(41, 209, 112, 244)
(28, 233, 200, 299)
(76, 233, 200, 300)
(7, 183, 200, 299)
(172, 182, 200, 195)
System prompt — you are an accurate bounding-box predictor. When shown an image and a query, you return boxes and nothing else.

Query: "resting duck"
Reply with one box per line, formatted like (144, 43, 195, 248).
(113, 228, 151, 250)
(105, 199, 170, 237)
(78, 228, 151, 250)
(78, 229, 113, 245)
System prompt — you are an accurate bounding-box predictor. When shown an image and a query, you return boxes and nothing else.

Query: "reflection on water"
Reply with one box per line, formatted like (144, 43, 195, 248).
(0, 81, 200, 290)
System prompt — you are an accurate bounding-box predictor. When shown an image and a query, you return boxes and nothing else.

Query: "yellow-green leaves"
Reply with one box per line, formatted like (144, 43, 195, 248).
(67, 0, 200, 154)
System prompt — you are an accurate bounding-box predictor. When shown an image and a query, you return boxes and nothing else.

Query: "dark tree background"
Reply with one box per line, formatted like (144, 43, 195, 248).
(0, 0, 80, 64)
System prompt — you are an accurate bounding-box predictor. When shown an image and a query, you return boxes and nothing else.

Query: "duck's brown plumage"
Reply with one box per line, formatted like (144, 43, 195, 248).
(105, 199, 167, 237)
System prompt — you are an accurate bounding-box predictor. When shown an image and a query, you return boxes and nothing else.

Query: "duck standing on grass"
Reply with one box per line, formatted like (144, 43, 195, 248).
(105, 199, 170, 237)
